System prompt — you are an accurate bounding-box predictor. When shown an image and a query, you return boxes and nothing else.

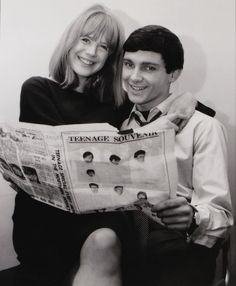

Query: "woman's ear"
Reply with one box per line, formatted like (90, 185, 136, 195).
(169, 69, 182, 83)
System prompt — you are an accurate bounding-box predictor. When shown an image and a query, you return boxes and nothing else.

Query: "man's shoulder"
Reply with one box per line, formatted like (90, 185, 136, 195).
(196, 101, 216, 117)
(188, 110, 225, 134)
(192, 110, 218, 123)
(177, 110, 227, 149)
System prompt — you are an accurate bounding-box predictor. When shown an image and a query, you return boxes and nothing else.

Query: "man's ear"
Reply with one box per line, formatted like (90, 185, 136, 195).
(169, 69, 182, 83)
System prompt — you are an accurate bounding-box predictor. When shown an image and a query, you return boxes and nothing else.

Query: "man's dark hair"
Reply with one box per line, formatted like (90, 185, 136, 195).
(89, 183, 98, 188)
(137, 191, 147, 200)
(123, 25, 184, 73)
(134, 150, 146, 158)
(83, 151, 94, 159)
(86, 169, 95, 175)
(109, 154, 121, 162)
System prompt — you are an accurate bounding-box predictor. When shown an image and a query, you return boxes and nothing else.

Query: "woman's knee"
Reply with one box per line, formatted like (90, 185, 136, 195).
(82, 228, 121, 255)
(80, 228, 121, 272)
(91, 228, 120, 249)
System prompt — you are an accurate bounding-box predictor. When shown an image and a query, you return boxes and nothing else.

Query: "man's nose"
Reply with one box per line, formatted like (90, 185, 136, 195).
(130, 68, 142, 81)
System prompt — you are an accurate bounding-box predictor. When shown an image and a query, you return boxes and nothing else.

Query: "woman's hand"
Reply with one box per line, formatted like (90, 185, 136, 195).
(165, 92, 197, 131)
(151, 197, 194, 231)
(133, 113, 187, 133)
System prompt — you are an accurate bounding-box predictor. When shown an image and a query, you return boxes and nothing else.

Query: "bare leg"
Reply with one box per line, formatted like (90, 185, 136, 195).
(72, 228, 122, 286)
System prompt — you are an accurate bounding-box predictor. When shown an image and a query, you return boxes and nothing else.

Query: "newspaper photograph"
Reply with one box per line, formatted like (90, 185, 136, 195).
(0, 122, 177, 220)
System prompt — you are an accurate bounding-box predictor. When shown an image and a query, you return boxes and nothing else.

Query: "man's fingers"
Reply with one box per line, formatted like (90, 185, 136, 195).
(161, 214, 191, 224)
(152, 197, 188, 212)
(164, 223, 188, 230)
(156, 204, 191, 217)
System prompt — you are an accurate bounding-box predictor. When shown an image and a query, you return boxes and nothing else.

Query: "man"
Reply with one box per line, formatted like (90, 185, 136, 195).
(134, 150, 146, 162)
(119, 25, 233, 286)
(114, 185, 124, 195)
(86, 169, 95, 177)
(89, 183, 99, 193)
(109, 154, 121, 165)
(83, 151, 94, 163)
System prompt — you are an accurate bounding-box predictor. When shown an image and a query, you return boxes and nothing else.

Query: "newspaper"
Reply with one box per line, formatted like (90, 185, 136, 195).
(0, 121, 177, 220)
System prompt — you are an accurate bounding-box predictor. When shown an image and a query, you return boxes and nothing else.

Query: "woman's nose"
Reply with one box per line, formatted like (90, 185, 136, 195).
(86, 42, 97, 56)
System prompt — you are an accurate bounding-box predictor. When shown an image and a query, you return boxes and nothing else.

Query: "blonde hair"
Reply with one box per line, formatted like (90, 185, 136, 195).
(49, 4, 125, 106)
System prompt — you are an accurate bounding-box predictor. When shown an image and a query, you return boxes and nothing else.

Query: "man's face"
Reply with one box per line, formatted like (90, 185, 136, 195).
(122, 51, 171, 111)
(90, 185, 98, 193)
(136, 154, 145, 162)
(84, 154, 93, 163)
(137, 192, 147, 200)
(87, 170, 95, 177)
(111, 159, 120, 165)
(115, 186, 123, 195)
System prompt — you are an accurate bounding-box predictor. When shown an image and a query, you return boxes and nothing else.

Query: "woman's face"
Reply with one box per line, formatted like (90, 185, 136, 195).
(69, 34, 109, 79)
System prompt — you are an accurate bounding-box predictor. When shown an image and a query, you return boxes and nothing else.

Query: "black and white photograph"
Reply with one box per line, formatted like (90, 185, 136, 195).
(0, 0, 235, 285)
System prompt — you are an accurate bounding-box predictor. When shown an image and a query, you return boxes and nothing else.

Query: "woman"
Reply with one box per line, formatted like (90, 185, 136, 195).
(4, 4, 203, 286)
(13, 5, 129, 286)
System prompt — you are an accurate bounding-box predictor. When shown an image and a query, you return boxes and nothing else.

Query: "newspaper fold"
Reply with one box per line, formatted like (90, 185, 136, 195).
(0, 122, 177, 221)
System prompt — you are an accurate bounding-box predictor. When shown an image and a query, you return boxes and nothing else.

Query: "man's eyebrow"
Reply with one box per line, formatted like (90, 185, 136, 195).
(123, 58, 160, 65)
(141, 61, 160, 66)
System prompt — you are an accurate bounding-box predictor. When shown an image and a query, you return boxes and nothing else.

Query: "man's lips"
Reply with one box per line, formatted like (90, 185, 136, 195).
(129, 83, 147, 91)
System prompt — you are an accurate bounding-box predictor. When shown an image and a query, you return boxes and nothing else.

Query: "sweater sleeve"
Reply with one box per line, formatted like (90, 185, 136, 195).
(196, 101, 216, 117)
(19, 77, 64, 125)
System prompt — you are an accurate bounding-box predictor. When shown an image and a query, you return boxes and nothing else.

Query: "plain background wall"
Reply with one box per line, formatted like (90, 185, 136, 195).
(0, 0, 235, 283)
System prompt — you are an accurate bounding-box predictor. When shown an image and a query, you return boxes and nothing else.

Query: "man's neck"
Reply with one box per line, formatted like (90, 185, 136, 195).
(136, 91, 170, 112)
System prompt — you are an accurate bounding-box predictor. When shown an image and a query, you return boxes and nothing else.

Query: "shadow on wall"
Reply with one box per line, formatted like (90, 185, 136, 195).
(178, 35, 207, 93)
(112, 13, 208, 96)
(0, 179, 18, 270)
(216, 110, 236, 205)
(114, 9, 140, 39)
(217, 111, 236, 286)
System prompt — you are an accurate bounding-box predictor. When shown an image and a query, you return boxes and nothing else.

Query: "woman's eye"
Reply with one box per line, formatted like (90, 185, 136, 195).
(80, 37, 90, 44)
(99, 44, 109, 51)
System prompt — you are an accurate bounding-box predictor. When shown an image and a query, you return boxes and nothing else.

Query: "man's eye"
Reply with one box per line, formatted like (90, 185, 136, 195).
(145, 66, 156, 71)
(123, 61, 133, 69)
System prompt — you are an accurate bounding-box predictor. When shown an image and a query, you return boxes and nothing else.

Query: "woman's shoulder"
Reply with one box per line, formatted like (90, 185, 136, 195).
(22, 76, 59, 90)
(20, 76, 62, 103)
(19, 76, 64, 124)
(20, 76, 62, 111)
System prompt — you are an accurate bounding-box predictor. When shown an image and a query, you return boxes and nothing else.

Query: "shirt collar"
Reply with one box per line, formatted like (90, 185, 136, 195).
(127, 91, 182, 125)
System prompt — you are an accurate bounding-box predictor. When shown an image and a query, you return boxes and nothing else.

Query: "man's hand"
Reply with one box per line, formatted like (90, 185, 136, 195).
(151, 197, 194, 231)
